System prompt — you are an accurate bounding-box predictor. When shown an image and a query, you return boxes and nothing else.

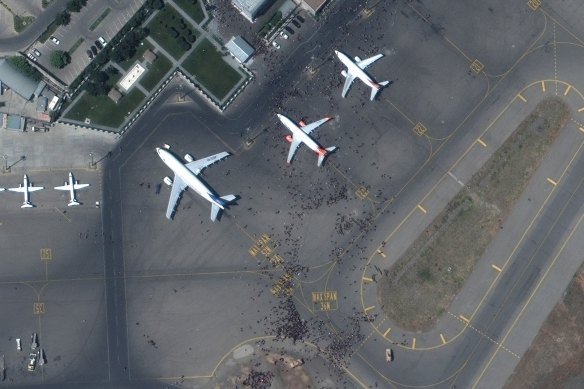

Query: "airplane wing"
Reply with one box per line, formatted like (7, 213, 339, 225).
(166, 175, 187, 219)
(28, 186, 44, 192)
(341, 72, 356, 98)
(302, 117, 332, 135)
(8, 187, 26, 193)
(185, 152, 230, 175)
(356, 54, 383, 69)
(54, 184, 70, 191)
(74, 183, 90, 190)
(287, 137, 302, 164)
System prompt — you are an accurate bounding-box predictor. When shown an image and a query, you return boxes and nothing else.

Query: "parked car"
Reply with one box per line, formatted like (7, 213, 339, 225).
(285, 26, 294, 34)
(16, 338, 22, 351)
(95, 40, 103, 50)
(272, 40, 280, 49)
(291, 19, 301, 28)
(279, 31, 289, 40)
(33, 49, 41, 57)
(49, 36, 60, 45)
(91, 45, 98, 56)
(98, 36, 107, 47)
(385, 348, 393, 363)
(26, 52, 37, 62)
(86, 49, 94, 60)
(296, 14, 305, 23)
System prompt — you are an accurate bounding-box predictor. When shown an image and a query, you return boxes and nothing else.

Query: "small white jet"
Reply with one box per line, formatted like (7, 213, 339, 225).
(8, 174, 44, 208)
(277, 113, 337, 167)
(335, 50, 390, 101)
(54, 172, 90, 206)
(156, 145, 236, 221)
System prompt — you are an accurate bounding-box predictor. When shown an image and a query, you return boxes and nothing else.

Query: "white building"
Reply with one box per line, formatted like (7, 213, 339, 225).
(225, 36, 255, 63)
(231, 0, 274, 22)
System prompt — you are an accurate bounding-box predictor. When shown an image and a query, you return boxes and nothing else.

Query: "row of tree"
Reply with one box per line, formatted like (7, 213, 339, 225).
(55, 0, 89, 26)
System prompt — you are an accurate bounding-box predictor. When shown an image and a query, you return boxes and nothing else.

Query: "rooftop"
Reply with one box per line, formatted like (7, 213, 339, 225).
(0, 59, 40, 101)
(225, 36, 255, 63)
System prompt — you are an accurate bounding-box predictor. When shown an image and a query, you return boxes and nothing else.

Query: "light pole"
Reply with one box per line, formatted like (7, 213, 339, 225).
(2, 155, 7, 173)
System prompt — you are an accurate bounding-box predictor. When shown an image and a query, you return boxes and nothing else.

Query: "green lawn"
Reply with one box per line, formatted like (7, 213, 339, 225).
(147, 5, 197, 60)
(140, 53, 173, 91)
(65, 88, 146, 129)
(38, 21, 59, 43)
(116, 40, 153, 70)
(182, 39, 243, 100)
(14, 15, 35, 33)
(89, 8, 111, 31)
(173, 0, 205, 24)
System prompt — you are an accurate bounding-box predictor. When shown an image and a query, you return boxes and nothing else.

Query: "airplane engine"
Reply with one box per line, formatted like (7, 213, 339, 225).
(163, 176, 173, 186)
(354, 56, 361, 62)
(341, 70, 347, 78)
(298, 119, 306, 127)
(285, 134, 293, 143)
(184, 154, 194, 163)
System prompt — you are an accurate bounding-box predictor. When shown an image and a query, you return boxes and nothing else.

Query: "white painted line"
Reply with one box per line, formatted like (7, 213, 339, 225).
(448, 171, 465, 187)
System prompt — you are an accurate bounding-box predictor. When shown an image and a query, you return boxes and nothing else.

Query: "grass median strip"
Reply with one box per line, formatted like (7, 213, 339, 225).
(68, 38, 84, 54)
(89, 7, 111, 31)
(377, 97, 571, 332)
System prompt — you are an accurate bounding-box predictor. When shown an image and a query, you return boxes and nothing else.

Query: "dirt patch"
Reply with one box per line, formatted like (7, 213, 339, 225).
(377, 97, 571, 331)
(504, 265, 584, 388)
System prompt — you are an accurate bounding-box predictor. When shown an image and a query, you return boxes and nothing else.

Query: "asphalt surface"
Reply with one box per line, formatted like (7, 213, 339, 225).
(4, 0, 584, 388)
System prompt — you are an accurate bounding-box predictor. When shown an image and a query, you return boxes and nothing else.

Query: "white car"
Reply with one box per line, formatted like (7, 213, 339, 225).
(279, 31, 289, 40)
(272, 40, 280, 49)
(385, 348, 393, 363)
(49, 36, 60, 45)
(98, 36, 107, 47)
(16, 338, 22, 351)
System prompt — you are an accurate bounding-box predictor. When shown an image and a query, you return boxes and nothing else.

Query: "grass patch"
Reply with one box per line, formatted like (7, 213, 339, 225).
(68, 38, 84, 54)
(65, 88, 146, 129)
(173, 0, 205, 24)
(257, 11, 282, 37)
(139, 53, 173, 91)
(377, 97, 571, 331)
(89, 8, 111, 31)
(14, 15, 35, 33)
(181, 38, 242, 100)
(147, 5, 197, 60)
(38, 21, 59, 43)
(116, 40, 153, 70)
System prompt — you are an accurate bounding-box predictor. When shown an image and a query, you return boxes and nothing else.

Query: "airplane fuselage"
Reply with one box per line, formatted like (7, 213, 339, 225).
(23, 175, 31, 204)
(279, 115, 326, 155)
(66, 173, 76, 202)
(156, 148, 224, 209)
(335, 51, 379, 89)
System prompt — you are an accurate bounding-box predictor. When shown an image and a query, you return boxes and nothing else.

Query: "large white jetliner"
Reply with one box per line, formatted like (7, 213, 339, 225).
(8, 174, 44, 208)
(335, 50, 389, 101)
(54, 172, 90, 206)
(156, 145, 236, 221)
(277, 113, 337, 167)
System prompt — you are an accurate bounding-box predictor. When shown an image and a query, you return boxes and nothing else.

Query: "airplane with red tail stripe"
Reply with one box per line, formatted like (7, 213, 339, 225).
(277, 113, 337, 167)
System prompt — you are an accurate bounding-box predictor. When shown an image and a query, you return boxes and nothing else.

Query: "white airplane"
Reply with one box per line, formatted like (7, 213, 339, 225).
(156, 145, 236, 221)
(277, 113, 337, 167)
(54, 172, 90, 206)
(8, 174, 44, 208)
(335, 50, 390, 101)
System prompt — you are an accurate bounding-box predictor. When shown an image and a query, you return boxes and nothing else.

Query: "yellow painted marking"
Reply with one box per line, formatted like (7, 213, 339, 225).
(412, 337, 417, 349)
(355, 186, 369, 200)
(417, 204, 427, 214)
(527, 0, 541, 11)
(33, 302, 45, 315)
(491, 264, 502, 272)
(364, 305, 375, 312)
(412, 122, 427, 136)
(248, 245, 260, 257)
(383, 327, 391, 338)
(476, 138, 487, 147)
(440, 333, 446, 344)
(516, 93, 527, 102)
(579, 127, 584, 134)
(40, 248, 52, 261)
(362, 276, 373, 283)
(376, 249, 386, 258)
(564, 85, 572, 96)
(578, 107, 584, 112)
(541, 81, 545, 92)
(470, 59, 484, 74)
(270, 254, 284, 267)
(459, 315, 470, 323)
(547, 177, 558, 186)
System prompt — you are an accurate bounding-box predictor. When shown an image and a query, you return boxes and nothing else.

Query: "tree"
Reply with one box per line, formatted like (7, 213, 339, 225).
(55, 11, 71, 26)
(146, 0, 164, 10)
(66, 0, 82, 12)
(7, 56, 42, 81)
(50, 50, 70, 69)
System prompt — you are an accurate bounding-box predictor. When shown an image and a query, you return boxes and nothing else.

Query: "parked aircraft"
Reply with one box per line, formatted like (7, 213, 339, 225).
(8, 175, 43, 208)
(156, 145, 236, 221)
(54, 172, 89, 206)
(335, 50, 389, 101)
(277, 113, 337, 167)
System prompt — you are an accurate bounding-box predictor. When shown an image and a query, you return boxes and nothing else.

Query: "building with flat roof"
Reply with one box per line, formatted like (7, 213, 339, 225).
(0, 59, 39, 101)
(231, 0, 275, 22)
(143, 49, 158, 64)
(297, 0, 329, 14)
(225, 36, 255, 63)
(119, 63, 145, 92)
(108, 88, 123, 103)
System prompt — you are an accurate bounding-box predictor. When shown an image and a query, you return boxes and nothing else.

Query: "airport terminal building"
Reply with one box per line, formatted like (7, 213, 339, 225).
(231, 0, 275, 22)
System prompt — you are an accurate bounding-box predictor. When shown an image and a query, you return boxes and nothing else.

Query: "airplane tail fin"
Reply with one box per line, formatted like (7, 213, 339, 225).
(370, 81, 390, 101)
(210, 195, 237, 221)
(68, 199, 80, 206)
(21, 202, 34, 208)
(317, 146, 337, 167)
